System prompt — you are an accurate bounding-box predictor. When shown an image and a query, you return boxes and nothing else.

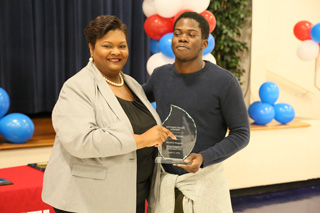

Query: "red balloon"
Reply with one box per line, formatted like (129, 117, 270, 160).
(293, 20, 313, 41)
(144, 15, 173, 40)
(200, 10, 216, 33)
(173, 9, 194, 25)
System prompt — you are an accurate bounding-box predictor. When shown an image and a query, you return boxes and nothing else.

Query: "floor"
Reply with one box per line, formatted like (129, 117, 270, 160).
(231, 184, 320, 213)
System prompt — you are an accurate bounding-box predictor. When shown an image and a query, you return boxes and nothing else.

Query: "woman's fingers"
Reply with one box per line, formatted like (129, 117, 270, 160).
(161, 127, 177, 140)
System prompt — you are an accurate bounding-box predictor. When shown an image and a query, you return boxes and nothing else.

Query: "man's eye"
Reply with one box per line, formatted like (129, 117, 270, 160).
(189, 34, 196, 37)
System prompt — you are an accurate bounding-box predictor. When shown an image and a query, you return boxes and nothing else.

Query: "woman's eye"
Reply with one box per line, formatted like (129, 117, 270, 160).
(119, 45, 127, 48)
(189, 34, 196, 37)
(104, 45, 111, 48)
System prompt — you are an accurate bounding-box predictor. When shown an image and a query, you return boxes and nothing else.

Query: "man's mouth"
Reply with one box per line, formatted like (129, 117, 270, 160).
(176, 45, 189, 50)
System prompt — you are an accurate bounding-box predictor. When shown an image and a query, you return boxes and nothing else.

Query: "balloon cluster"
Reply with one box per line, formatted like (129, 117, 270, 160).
(248, 82, 295, 125)
(142, 0, 217, 75)
(0, 87, 34, 143)
(293, 20, 320, 61)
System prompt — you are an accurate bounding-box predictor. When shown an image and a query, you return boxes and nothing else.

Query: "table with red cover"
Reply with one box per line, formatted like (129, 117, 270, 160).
(0, 165, 54, 213)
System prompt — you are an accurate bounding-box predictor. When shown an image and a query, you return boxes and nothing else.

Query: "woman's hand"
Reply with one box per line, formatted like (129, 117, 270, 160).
(133, 125, 176, 149)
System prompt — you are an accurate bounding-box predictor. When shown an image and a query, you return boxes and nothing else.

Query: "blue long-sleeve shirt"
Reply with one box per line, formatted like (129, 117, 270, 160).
(143, 61, 250, 175)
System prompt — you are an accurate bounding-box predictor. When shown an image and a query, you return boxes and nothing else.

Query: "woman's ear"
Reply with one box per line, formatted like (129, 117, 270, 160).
(88, 43, 94, 56)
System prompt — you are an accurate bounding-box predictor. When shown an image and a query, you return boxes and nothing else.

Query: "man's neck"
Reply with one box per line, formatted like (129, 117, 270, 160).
(174, 59, 205, 74)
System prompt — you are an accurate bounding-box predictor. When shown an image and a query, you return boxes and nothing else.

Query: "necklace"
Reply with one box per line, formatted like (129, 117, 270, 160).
(103, 73, 124, 87)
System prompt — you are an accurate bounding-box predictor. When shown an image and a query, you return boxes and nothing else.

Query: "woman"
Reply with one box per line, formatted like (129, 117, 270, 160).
(42, 15, 174, 213)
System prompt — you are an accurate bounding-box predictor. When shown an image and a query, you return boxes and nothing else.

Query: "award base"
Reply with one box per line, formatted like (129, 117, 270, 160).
(155, 157, 192, 165)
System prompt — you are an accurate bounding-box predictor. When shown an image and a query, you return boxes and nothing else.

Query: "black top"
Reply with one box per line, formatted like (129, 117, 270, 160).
(116, 93, 157, 205)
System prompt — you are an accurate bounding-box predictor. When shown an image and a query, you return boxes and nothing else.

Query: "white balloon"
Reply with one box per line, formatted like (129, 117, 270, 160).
(154, 0, 183, 18)
(146, 53, 175, 75)
(202, 53, 216, 64)
(181, 0, 210, 13)
(297, 40, 320, 61)
(142, 0, 157, 17)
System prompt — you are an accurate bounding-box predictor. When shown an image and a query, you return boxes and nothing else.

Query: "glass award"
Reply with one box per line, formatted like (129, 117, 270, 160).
(155, 105, 197, 165)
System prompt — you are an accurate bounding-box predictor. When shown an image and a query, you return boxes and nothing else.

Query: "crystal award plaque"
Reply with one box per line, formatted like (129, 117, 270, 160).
(155, 105, 197, 164)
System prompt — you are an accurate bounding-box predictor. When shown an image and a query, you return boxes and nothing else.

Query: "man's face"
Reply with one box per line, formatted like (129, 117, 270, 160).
(172, 18, 207, 62)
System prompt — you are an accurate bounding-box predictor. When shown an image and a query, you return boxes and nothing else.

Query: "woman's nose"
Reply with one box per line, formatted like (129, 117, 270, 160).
(111, 48, 121, 55)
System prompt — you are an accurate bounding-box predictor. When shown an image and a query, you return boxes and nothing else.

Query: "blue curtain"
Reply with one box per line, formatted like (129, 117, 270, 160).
(0, 0, 150, 114)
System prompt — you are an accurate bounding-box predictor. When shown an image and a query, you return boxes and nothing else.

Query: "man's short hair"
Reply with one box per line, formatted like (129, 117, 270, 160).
(174, 12, 210, 39)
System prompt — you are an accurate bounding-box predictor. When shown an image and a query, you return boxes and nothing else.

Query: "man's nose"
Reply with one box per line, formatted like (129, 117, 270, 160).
(179, 34, 188, 42)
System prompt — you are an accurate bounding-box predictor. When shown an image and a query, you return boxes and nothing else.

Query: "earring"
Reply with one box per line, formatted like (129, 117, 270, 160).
(89, 57, 93, 62)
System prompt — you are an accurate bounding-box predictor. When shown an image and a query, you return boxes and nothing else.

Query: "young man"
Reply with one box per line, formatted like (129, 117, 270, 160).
(144, 12, 250, 212)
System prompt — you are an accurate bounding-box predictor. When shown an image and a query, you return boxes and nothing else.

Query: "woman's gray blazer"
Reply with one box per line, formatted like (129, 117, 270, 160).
(42, 62, 162, 213)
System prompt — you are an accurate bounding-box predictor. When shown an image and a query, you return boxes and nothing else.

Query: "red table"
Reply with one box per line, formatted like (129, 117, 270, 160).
(0, 166, 54, 213)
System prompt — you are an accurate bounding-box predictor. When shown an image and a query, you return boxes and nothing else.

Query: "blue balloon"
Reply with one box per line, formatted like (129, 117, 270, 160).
(251, 103, 275, 125)
(0, 88, 10, 118)
(259, 82, 279, 105)
(311, 23, 320, 43)
(159, 33, 175, 58)
(274, 103, 295, 124)
(151, 102, 156, 110)
(248, 101, 261, 120)
(150, 39, 160, 54)
(203, 34, 215, 55)
(0, 113, 34, 143)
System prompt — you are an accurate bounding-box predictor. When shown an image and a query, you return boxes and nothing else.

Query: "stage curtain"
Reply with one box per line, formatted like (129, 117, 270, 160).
(0, 0, 150, 114)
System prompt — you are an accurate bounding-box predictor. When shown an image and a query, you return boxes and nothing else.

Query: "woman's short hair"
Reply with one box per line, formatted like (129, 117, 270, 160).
(84, 15, 128, 48)
(174, 12, 209, 40)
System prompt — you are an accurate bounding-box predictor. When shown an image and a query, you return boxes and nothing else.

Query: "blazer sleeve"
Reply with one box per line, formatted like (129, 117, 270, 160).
(52, 75, 137, 159)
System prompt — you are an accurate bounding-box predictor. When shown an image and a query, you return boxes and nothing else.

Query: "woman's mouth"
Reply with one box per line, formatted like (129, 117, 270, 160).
(108, 58, 121, 62)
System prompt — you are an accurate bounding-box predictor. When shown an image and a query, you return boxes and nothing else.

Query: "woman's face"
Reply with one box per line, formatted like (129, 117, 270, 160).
(90, 29, 129, 77)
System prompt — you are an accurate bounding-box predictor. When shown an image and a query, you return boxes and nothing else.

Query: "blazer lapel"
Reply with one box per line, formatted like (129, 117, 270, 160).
(87, 62, 133, 133)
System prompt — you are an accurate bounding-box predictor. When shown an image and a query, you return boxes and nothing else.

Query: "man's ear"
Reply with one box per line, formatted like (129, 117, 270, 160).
(202, 39, 209, 50)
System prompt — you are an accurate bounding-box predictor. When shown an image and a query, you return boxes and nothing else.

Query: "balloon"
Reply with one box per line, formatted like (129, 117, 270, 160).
(0, 113, 34, 143)
(151, 102, 157, 110)
(203, 34, 215, 55)
(259, 82, 279, 105)
(200, 10, 216, 33)
(0, 88, 10, 118)
(144, 15, 174, 40)
(154, 0, 183, 18)
(251, 103, 275, 125)
(173, 9, 194, 24)
(297, 40, 320, 61)
(202, 53, 216, 64)
(159, 33, 175, 58)
(181, 0, 210, 13)
(293, 21, 313, 41)
(146, 52, 175, 75)
(150, 39, 160, 54)
(311, 23, 320, 43)
(274, 103, 295, 124)
(248, 101, 262, 120)
(142, 0, 157, 17)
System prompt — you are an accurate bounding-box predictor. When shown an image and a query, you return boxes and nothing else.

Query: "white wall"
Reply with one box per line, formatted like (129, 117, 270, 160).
(250, 0, 320, 119)
(223, 0, 320, 189)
